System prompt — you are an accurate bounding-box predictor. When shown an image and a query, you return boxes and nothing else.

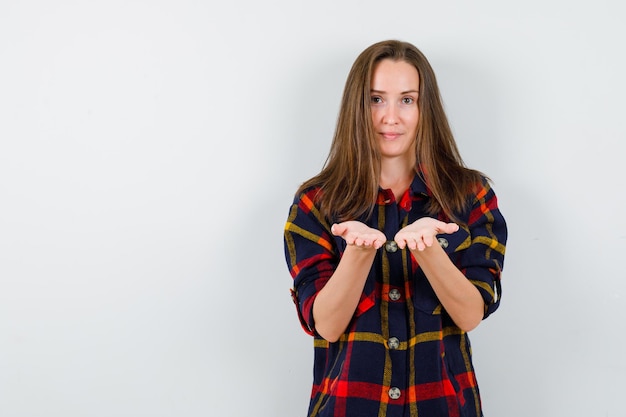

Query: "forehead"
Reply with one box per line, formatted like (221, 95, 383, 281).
(371, 59, 419, 90)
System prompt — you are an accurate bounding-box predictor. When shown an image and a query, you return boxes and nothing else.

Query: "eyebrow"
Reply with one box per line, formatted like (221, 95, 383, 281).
(370, 89, 419, 94)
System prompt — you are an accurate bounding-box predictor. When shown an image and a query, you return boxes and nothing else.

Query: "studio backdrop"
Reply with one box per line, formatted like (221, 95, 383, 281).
(1, 1, 624, 416)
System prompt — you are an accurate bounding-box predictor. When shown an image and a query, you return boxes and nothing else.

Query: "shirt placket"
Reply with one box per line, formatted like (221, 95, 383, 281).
(377, 193, 410, 415)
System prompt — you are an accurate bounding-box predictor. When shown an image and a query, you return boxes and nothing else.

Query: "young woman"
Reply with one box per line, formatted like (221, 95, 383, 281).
(284, 39, 507, 417)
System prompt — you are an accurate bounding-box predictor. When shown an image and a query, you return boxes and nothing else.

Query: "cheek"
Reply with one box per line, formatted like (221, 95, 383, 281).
(412, 109, 420, 127)
(371, 108, 381, 123)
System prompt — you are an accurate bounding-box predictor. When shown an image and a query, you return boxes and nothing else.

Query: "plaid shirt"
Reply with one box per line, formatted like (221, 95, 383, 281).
(284, 173, 507, 417)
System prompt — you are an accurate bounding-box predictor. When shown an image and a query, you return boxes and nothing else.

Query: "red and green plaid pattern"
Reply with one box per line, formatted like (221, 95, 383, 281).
(284, 173, 507, 417)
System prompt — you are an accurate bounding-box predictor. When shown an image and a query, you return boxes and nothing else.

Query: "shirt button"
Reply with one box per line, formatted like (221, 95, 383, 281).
(388, 387, 401, 400)
(388, 337, 399, 349)
(388, 288, 401, 301)
(384, 241, 398, 253)
(437, 237, 449, 249)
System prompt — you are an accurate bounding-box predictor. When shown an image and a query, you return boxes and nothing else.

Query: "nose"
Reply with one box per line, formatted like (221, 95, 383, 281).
(382, 103, 398, 125)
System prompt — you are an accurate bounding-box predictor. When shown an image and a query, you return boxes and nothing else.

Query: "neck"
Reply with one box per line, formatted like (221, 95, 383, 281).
(379, 156, 416, 200)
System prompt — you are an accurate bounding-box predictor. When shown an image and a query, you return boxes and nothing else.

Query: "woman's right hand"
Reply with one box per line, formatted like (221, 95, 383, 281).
(331, 221, 387, 250)
(314, 221, 385, 341)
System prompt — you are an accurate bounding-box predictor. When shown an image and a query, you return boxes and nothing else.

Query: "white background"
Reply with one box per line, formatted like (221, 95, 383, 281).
(1, 1, 625, 416)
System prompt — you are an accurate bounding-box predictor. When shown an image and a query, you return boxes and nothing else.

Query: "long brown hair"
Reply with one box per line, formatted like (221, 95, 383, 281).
(298, 40, 484, 223)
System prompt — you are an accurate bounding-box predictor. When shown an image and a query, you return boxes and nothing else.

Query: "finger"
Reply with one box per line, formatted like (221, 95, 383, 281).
(373, 238, 384, 249)
(423, 234, 434, 247)
(393, 232, 406, 249)
(344, 234, 356, 245)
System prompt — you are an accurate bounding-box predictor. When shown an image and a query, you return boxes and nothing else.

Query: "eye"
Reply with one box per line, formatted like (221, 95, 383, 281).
(402, 97, 415, 105)
(370, 96, 383, 104)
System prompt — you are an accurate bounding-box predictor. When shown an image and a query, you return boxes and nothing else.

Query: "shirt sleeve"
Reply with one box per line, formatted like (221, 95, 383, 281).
(283, 188, 339, 336)
(457, 179, 508, 319)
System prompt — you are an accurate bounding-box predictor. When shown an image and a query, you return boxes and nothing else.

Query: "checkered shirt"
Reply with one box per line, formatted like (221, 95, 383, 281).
(284, 173, 507, 417)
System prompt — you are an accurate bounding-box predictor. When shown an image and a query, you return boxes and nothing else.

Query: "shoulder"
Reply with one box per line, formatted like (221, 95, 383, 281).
(470, 175, 496, 202)
(292, 185, 322, 207)
(287, 186, 333, 234)
(289, 186, 326, 220)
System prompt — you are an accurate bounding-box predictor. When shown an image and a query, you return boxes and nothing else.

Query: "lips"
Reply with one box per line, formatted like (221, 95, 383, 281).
(380, 132, 402, 140)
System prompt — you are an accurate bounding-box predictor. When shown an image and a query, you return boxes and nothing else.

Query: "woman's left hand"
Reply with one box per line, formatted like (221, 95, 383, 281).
(394, 217, 459, 251)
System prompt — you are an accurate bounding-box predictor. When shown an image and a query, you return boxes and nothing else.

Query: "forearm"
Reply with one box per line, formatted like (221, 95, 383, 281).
(312, 246, 377, 342)
(411, 243, 484, 331)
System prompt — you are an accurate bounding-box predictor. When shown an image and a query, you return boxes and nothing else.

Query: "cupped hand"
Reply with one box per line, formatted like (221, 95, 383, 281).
(331, 221, 387, 250)
(394, 217, 459, 251)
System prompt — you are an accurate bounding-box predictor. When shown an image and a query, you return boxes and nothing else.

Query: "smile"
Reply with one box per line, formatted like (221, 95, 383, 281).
(381, 132, 402, 140)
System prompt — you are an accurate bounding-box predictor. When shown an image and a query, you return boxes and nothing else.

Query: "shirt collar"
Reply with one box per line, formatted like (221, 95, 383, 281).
(409, 171, 430, 197)
(376, 171, 431, 207)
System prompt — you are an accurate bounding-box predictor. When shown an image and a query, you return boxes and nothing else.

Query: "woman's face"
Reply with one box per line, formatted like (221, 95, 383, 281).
(370, 59, 420, 162)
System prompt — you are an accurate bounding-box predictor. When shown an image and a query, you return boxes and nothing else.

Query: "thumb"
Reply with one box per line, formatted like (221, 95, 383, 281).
(441, 222, 460, 234)
(331, 223, 345, 236)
